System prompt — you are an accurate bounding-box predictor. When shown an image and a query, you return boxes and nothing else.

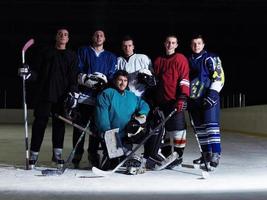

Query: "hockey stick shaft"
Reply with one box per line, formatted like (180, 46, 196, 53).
(21, 38, 34, 170)
(188, 111, 210, 172)
(92, 109, 177, 176)
(65, 120, 91, 166)
(55, 114, 91, 134)
(22, 77, 29, 170)
(41, 117, 91, 175)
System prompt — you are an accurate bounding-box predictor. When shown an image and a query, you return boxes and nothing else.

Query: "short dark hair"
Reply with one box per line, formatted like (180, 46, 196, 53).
(122, 35, 134, 44)
(165, 34, 178, 42)
(191, 33, 205, 43)
(113, 70, 129, 81)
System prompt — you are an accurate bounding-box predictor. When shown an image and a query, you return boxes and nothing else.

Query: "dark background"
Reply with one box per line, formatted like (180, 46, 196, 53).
(1, 0, 267, 108)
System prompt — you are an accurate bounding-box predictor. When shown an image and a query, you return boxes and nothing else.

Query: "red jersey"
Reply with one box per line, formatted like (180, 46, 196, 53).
(154, 53, 190, 104)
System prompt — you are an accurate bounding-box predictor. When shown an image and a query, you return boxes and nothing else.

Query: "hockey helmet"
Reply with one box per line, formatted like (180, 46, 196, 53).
(138, 69, 156, 87)
(125, 118, 146, 144)
(86, 72, 108, 90)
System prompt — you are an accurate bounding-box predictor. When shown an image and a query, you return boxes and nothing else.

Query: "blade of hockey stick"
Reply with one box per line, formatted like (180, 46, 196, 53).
(41, 168, 64, 176)
(154, 152, 179, 171)
(92, 167, 114, 176)
(22, 38, 34, 64)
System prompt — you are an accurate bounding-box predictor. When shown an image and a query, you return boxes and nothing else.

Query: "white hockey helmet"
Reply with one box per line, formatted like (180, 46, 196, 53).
(85, 72, 108, 90)
(91, 72, 108, 84)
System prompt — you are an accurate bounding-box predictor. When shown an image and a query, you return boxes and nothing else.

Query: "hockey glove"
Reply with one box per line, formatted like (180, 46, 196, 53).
(175, 95, 187, 112)
(203, 89, 219, 109)
(77, 73, 87, 85)
(66, 92, 79, 109)
(18, 64, 31, 79)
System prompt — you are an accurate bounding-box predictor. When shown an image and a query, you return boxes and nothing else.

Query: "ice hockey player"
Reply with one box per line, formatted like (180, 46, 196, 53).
(116, 35, 156, 98)
(95, 70, 150, 174)
(72, 29, 117, 169)
(18, 28, 79, 169)
(145, 34, 190, 169)
(188, 34, 225, 168)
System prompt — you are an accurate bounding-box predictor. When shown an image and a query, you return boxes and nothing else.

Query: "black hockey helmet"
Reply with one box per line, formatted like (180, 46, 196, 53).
(137, 69, 156, 87)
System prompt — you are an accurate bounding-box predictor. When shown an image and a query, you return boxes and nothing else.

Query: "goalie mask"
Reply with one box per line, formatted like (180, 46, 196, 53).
(138, 69, 156, 87)
(125, 118, 146, 143)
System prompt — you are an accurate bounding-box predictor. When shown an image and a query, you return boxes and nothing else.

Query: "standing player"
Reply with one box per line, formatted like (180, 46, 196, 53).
(188, 34, 225, 168)
(72, 29, 117, 168)
(116, 35, 155, 98)
(19, 28, 79, 169)
(147, 34, 190, 168)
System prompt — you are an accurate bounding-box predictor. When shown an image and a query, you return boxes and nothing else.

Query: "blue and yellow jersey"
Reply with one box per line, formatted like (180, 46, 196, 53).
(189, 50, 225, 99)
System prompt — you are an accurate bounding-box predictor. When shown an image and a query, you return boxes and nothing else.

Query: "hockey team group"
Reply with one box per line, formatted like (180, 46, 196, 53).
(18, 28, 225, 175)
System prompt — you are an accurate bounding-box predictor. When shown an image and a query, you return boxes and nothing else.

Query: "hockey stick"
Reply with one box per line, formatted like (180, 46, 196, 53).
(92, 109, 177, 177)
(41, 115, 91, 176)
(55, 114, 91, 135)
(21, 38, 34, 170)
(188, 111, 210, 179)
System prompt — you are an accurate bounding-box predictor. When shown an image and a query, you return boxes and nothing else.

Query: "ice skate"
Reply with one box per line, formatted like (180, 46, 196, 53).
(210, 153, 220, 169)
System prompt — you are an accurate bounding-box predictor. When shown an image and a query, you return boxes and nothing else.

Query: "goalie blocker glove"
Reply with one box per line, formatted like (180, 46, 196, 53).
(203, 89, 219, 109)
(18, 64, 31, 79)
(78, 72, 108, 90)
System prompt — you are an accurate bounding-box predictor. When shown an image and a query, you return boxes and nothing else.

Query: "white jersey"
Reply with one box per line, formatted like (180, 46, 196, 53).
(117, 53, 152, 97)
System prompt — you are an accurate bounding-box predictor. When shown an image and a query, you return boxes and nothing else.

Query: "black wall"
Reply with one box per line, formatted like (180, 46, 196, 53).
(1, 0, 267, 108)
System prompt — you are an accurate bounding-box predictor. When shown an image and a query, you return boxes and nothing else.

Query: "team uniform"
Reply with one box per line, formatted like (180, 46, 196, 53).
(147, 53, 190, 163)
(117, 53, 152, 97)
(30, 47, 78, 165)
(188, 50, 225, 167)
(72, 46, 117, 167)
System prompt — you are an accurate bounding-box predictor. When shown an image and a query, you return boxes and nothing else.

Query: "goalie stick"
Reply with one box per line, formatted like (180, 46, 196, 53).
(41, 115, 91, 176)
(92, 109, 177, 177)
(21, 38, 34, 170)
(188, 111, 210, 179)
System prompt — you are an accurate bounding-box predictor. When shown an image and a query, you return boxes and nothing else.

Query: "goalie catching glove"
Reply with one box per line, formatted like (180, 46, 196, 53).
(78, 72, 108, 90)
(18, 64, 31, 79)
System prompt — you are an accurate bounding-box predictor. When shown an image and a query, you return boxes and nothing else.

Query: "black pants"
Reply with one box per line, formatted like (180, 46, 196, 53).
(30, 100, 65, 152)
